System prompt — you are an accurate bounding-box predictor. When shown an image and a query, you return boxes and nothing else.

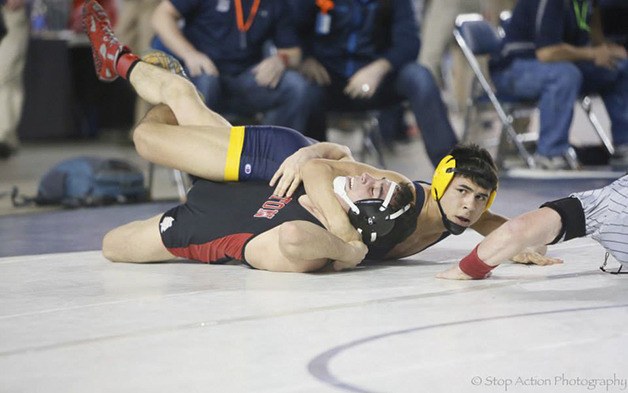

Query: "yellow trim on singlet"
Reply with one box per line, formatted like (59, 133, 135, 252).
(224, 126, 246, 181)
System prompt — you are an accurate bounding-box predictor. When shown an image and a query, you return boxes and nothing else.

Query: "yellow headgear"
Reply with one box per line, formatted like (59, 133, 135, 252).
(431, 155, 497, 210)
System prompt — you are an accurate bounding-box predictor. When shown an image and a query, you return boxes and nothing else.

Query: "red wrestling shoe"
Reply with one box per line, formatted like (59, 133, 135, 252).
(82, 0, 135, 81)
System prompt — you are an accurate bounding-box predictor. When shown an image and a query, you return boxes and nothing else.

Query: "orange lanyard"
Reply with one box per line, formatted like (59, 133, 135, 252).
(316, 0, 334, 14)
(234, 0, 261, 33)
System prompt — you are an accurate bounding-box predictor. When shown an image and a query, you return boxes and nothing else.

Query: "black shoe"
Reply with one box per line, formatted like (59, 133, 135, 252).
(0, 143, 16, 160)
(610, 144, 628, 168)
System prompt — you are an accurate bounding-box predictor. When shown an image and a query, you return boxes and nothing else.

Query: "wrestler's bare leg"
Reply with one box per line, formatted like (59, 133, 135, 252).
(83, 0, 236, 179)
(133, 104, 233, 180)
(102, 214, 175, 263)
(128, 61, 230, 127)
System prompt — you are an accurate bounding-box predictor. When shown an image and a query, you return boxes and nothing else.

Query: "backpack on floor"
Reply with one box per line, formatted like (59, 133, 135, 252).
(12, 156, 148, 208)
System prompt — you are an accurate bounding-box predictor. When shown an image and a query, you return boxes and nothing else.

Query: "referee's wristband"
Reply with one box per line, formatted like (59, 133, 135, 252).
(459, 245, 496, 279)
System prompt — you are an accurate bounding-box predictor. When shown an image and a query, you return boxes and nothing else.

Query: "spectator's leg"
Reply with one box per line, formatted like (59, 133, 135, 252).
(0, 6, 28, 156)
(117, 0, 162, 124)
(492, 59, 582, 158)
(579, 60, 628, 147)
(263, 70, 311, 131)
(190, 72, 222, 109)
(225, 69, 312, 132)
(377, 105, 406, 143)
(396, 63, 458, 166)
(419, 0, 458, 82)
(302, 81, 328, 141)
(114, 0, 139, 50)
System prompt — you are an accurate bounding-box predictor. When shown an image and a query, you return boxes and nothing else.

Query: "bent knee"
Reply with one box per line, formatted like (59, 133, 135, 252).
(278, 221, 308, 253)
(549, 62, 583, 88)
(102, 230, 126, 262)
(132, 122, 152, 158)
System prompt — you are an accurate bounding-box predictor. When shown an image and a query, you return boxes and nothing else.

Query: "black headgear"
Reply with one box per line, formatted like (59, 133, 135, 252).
(334, 177, 411, 244)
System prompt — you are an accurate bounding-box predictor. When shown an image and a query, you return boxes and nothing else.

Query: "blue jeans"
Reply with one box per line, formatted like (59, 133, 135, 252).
(492, 59, 628, 156)
(306, 62, 458, 166)
(189, 67, 312, 133)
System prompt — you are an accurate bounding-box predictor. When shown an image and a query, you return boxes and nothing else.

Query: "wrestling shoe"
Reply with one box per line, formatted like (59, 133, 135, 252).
(82, 0, 134, 81)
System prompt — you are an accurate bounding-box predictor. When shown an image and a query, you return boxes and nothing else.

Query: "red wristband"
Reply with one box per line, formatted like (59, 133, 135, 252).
(459, 245, 496, 279)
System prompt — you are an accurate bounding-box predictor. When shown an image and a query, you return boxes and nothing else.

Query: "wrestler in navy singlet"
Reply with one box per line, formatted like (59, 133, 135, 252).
(236, 125, 315, 181)
(159, 180, 322, 264)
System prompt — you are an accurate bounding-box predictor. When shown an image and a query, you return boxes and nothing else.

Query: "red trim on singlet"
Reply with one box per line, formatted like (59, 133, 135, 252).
(167, 233, 254, 263)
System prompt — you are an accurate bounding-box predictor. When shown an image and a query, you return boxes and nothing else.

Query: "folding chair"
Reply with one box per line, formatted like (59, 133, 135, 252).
(454, 13, 614, 169)
(497, 11, 615, 158)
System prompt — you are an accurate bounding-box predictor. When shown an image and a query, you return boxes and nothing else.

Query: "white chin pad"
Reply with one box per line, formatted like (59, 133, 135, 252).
(333, 176, 359, 214)
(333, 176, 348, 196)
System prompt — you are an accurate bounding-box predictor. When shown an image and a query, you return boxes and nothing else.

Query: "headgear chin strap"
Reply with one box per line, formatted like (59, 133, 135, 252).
(431, 154, 498, 236)
(434, 188, 467, 235)
(333, 176, 411, 244)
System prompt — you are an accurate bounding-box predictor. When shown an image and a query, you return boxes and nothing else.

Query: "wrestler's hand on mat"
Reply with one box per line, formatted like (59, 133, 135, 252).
(332, 240, 368, 271)
(253, 56, 286, 89)
(299, 57, 331, 85)
(436, 265, 477, 280)
(510, 246, 563, 266)
(182, 51, 218, 77)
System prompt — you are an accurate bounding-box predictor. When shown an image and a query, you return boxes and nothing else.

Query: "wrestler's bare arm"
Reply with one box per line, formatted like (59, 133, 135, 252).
(270, 143, 355, 197)
(437, 208, 564, 280)
(244, 221, 368, 272)
(300, 159, 358, 242)
(470, 210, 507, 236)
(303, 159, 412, 184)
(471, 209, 553, 265)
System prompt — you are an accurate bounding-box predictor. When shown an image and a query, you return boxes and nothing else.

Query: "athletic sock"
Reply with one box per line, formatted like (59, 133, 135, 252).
(116, 53, 141, 80)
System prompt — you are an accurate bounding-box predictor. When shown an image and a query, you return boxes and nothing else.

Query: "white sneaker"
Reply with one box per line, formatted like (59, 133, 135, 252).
(533, 153, 571, 170)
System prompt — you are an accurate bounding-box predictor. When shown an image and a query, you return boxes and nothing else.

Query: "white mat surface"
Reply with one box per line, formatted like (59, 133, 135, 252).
(1, 233, 626, 393)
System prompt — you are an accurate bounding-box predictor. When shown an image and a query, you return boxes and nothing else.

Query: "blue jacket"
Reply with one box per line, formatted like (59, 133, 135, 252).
(153, 0, 299, 76)
(291, 0, 420, 79)
(491, 0, 592, 71)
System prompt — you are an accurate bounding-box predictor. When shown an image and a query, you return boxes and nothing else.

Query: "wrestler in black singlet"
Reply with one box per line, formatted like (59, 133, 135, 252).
(365, 181, 450, 259)
(159, 180, 322, 264)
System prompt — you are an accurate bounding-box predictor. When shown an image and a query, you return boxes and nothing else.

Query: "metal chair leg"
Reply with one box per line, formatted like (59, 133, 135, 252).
(173, 170, 189, 202)
(565, 147, 582, 170)
(364, 117, 386, 168)
(147, 162, 155, 200)
(581, 96, 615, 156)
(502, 117, 537, 169)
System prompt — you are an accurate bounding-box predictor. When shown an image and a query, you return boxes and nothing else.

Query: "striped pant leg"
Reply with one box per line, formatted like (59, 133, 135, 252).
(573, 175, 628, 265)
